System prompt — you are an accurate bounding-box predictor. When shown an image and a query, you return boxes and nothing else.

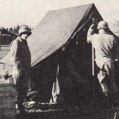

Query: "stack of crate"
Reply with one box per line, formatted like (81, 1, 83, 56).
(0, 82, 16, 119)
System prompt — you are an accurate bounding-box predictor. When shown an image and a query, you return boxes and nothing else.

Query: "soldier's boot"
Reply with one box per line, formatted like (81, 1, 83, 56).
(18, 102, 26, 114)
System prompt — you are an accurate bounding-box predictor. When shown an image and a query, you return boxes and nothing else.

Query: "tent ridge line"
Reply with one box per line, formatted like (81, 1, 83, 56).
(69, 4, 94, 42)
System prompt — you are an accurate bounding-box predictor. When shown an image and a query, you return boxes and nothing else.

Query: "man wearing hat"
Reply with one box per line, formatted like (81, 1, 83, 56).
(87, 21, 119, 107)
(9, 25, 32, 112)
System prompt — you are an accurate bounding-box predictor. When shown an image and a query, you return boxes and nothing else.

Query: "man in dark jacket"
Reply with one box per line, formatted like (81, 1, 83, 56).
(10, 25, 32, 112)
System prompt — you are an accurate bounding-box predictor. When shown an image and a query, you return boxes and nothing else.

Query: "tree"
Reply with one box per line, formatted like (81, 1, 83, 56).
(8, 27, 14, 33)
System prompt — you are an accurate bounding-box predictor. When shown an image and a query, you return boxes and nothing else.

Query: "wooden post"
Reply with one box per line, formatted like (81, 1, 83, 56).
(92, 46, 95, 76)
(92, 45, 95, 103)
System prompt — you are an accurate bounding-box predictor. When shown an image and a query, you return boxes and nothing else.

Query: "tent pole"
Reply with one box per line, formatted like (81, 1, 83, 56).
(92, 45, 96, 104)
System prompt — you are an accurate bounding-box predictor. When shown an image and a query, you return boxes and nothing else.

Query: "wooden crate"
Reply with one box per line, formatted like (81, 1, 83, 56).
(0, 84, 16, 98)
(0, 108, 16, 119)
(0, 97, 16, 109)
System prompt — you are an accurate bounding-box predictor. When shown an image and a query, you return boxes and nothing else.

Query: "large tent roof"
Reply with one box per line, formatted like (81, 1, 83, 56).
(27, 3, 102, 67)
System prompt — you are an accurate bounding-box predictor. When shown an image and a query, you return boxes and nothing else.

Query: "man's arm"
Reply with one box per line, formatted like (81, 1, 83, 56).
(10, 40, 22, 70)
(115, 38, 119, 61)
(87, 24, 97, 43)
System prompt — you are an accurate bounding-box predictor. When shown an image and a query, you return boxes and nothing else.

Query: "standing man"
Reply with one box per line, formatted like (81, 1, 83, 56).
(10, 25, 32, 113)
(87, 21, 119, 107)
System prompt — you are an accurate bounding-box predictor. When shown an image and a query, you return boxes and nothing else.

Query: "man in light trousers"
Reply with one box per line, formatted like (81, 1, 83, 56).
(87, 21, 119, 107)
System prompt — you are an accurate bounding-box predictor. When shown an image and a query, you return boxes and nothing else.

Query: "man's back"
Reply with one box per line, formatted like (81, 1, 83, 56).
(91, 33, 116, 61)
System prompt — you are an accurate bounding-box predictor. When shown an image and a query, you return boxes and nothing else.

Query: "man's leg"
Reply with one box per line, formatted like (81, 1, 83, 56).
(97, 69, 109, 95)
(106, 62, 119, 106)
(97, 65, 111, 108)
(16, 73, 29, 113)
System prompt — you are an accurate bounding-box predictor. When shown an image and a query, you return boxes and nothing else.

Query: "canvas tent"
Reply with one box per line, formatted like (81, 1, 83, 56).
(0, 3, 103, 104)
(27, 3, 103, 104)
(28, 3, 102, 67)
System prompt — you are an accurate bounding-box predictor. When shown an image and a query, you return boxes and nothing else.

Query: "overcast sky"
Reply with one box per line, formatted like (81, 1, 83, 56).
(0, 0, 119, 28)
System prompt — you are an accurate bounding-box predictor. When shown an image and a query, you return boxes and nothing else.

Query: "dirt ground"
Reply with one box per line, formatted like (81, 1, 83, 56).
(16, 105, 119, 119)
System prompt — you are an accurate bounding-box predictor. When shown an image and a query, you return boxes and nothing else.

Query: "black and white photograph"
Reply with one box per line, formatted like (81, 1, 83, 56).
(0, 0, 119, 119)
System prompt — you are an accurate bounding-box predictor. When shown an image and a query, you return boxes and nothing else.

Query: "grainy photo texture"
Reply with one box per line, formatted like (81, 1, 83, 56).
(0, 0, 119, 119)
